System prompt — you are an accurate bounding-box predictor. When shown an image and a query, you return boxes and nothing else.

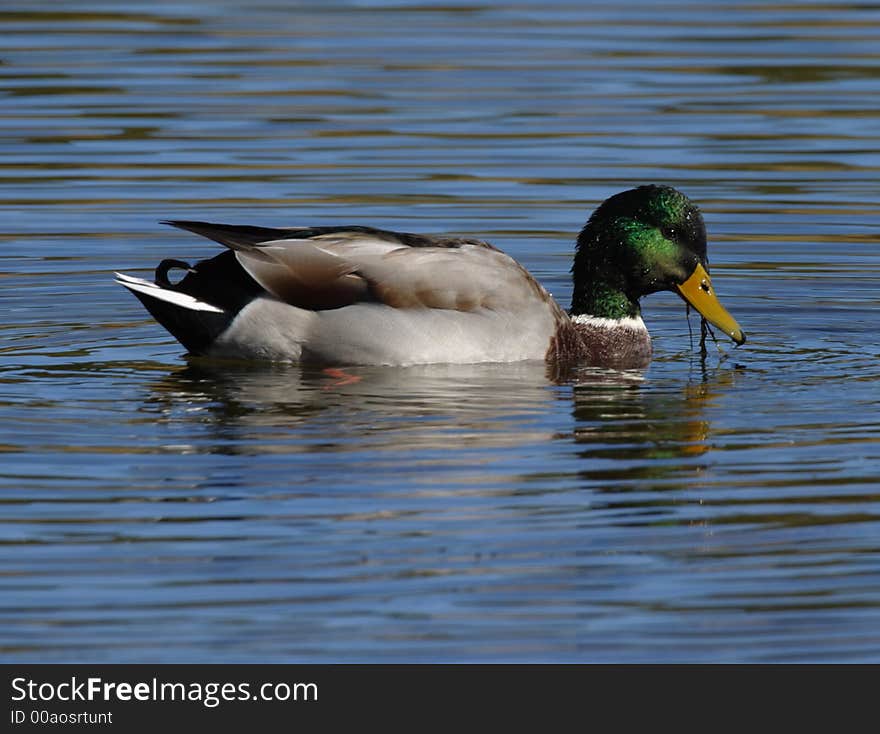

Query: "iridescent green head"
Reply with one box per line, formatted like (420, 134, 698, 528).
(571, 185, 744, 344)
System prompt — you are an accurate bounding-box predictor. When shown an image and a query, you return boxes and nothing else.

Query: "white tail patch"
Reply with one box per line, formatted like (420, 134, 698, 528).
(114, 272, 225, 313)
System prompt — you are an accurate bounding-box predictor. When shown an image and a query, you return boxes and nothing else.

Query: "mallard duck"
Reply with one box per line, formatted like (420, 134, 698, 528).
(116, 185, 745, 369)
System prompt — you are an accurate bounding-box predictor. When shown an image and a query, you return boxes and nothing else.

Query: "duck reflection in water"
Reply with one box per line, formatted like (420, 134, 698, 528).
(144, 358, 738, 474)
(569, 365, 742, 495)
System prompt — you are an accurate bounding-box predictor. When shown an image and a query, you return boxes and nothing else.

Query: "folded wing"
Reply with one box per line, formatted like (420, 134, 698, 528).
(164, 221, 553, 314)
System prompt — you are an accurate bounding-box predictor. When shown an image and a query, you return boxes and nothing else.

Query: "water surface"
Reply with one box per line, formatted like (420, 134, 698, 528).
(2, 0, 880, 662)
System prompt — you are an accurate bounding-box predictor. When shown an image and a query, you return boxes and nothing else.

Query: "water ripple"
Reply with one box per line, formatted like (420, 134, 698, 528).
(1, 0, 879, 662)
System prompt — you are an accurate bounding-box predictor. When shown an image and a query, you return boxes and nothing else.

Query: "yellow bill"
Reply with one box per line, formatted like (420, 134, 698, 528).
(675, 263, 745, 345)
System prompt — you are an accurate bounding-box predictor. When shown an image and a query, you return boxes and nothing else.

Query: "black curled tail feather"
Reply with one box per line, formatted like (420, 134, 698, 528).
(126, 251, 265, 355)
(156, 259, 195, 287)
(162, 250, 264, 313)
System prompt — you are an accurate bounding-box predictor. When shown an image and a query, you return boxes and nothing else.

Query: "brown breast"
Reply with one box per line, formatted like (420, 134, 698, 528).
(546, 317, 652, 371)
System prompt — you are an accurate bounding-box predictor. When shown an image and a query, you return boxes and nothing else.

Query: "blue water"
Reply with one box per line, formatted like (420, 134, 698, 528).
(2, 0, 880, 662)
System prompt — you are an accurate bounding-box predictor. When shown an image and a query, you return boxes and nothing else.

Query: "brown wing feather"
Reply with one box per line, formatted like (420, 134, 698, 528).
(235, 243, 369, 309)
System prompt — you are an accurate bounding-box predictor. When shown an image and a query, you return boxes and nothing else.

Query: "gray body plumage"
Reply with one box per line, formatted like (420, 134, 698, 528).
(116, 221, 567, 366)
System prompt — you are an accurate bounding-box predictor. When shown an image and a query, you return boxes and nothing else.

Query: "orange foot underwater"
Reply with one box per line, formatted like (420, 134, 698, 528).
(321, 367, 363, 389)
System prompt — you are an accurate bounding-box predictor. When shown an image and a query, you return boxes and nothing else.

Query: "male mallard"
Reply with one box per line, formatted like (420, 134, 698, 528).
(116, 185, 745, 369)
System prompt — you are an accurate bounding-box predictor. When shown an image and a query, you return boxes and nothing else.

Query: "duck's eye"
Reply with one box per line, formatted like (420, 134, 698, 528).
(661, 226, 677, 240)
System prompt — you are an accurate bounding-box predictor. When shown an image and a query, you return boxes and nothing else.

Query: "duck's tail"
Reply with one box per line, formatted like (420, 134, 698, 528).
(115, 266, 234, 354)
